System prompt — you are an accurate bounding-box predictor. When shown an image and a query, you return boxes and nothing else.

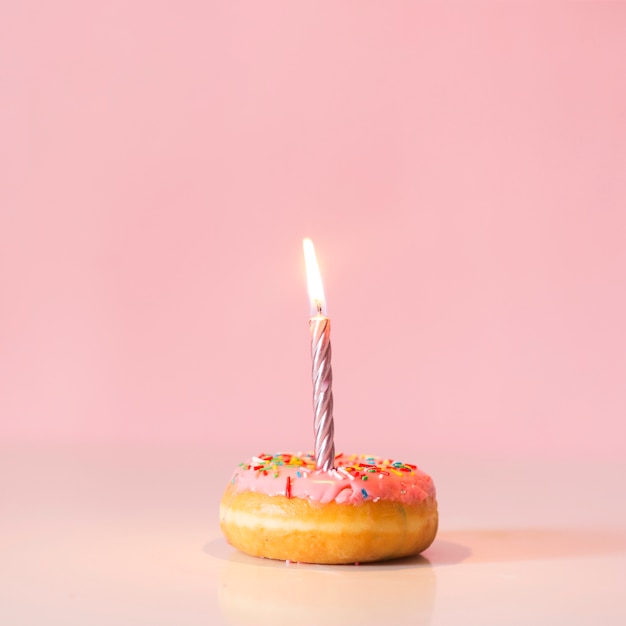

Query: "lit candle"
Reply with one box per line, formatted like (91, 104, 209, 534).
(303, 238, 336, 471)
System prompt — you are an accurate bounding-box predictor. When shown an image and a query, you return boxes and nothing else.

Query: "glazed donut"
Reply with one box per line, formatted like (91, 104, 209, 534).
(220, 452, 438, 564)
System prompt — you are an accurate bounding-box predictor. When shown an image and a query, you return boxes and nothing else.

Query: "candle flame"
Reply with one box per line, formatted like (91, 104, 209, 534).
(303, 238, 327, 316)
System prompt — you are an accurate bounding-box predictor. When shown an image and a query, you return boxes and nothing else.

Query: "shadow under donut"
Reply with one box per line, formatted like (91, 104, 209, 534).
(206, 539, 437, 626)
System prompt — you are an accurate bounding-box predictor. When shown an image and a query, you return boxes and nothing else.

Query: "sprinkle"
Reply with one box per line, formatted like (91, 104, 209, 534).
(361, 488, 368, 498)
(337, 467, 355, 481)
(361, 475, 368, 481)
(296, 471, 302, 478)
(286, 476, 292, 498)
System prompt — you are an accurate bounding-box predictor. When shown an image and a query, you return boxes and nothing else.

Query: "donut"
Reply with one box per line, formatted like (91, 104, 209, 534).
(220, 452, 438, 564)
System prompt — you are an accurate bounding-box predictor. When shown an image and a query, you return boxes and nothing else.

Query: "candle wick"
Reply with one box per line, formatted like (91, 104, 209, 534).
(315, 301, 323, 315)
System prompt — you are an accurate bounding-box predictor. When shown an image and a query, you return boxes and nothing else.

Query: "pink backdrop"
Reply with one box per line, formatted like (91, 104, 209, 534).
(1, 2, 625, 459)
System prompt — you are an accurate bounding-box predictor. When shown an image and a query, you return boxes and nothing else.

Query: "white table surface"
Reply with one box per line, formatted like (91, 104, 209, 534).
(2, 443, 625, 625)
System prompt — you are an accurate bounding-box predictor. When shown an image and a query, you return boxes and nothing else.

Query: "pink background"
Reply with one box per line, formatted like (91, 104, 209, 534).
(1, 2, 625, 460)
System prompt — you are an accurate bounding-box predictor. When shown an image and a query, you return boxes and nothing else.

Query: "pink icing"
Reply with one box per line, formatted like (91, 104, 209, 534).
(229, 453, 436, 505)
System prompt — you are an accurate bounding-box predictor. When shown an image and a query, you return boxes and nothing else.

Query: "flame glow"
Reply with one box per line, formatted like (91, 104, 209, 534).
(303, 238, 327, 316)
